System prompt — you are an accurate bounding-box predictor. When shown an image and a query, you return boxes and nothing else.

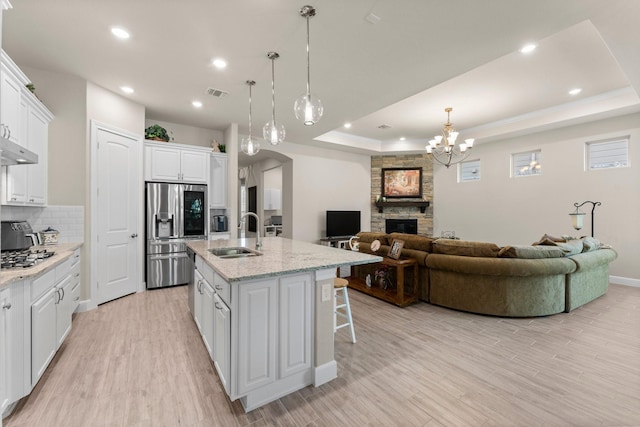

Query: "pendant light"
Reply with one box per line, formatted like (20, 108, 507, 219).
(240, 80, 260, 156)
(294, 5, 323, 126)
(263, 52, 286, 145)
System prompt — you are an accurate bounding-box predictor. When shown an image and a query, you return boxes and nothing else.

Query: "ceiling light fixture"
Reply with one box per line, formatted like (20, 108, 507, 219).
(212, 58, 227, 69)
(120, 86, 134, 94)
(569, 88, 582, 95)
(111, 27, 130, 39)
(344, 122, 352, 129)
(294, 5, 323, 126)
(426, 107, 474, 168)
(263, 52, 285, 145)
(192, 101, 203, 108)
(520, 43, 537, 54)
(400, 137, 406, 141)
(240, 80, 260, 156)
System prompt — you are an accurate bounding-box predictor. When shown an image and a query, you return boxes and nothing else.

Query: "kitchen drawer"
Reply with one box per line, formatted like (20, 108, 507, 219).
(213, 272, 230, 306)
(31, 268, 56, 302)
(196, 257, 215, 286)
(55, 256, 73, 282)
(69, 262, 81, 285)
(69, 249, 81, 268)
(70, 278, 81, 311)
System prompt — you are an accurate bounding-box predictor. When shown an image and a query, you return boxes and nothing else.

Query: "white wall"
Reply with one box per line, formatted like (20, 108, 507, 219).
(144, 118, 224, 149)
(434, 112, 640, 282)
(21, 66, 86, 205)
(242, 141, 372, 243)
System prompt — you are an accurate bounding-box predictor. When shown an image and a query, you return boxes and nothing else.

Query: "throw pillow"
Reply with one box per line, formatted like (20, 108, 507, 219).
(581, 236, 601, 252)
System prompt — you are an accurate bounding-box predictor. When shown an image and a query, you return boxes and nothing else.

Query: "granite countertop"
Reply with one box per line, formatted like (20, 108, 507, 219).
(0, 242, 83, 288)
(188, 237, 382, 283)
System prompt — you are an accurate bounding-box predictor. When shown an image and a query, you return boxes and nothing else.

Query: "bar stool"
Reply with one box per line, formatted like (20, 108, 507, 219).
(334, 277, 356, 343)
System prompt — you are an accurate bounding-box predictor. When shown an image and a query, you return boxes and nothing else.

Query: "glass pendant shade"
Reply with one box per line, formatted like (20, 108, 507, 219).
(294, 93, 323, 126)
(240, 136, 260, 156)
(295, 5, 323, 126)
(570, 212, 585, 230)
(263, 51, 285, 145)
(263, 120, 286, 145)
(241, 80, 260, 156)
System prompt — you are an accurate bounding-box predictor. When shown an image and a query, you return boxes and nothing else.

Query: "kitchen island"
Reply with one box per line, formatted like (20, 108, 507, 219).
(187, 237, 381, 411)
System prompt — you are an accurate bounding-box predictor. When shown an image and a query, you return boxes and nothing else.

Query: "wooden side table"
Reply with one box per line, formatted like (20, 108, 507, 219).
(348, 257, 418, 307)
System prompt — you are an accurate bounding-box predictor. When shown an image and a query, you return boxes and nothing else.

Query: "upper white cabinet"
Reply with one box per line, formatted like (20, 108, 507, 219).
(264, 188, 281, 210)
(1, 50, 53, 207)
(144, 140, 210, 184)
(209, 152, 227, 208)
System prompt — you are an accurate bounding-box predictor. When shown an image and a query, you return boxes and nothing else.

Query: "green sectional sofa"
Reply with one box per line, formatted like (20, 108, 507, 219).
(355, 232, 617, 317)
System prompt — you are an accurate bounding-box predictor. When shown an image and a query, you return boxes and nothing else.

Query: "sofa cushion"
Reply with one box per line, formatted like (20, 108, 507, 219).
(535, 238, 583, 256)
(432, 239, 501, 257)
(388, 233, 435, 252)
(498, 245, 565, 259)
(581, 236, 601, 252)
(356, 232, 389, 246)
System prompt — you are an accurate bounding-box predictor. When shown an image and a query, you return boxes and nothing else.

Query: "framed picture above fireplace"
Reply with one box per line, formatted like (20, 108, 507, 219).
(381, 167, 422, 198)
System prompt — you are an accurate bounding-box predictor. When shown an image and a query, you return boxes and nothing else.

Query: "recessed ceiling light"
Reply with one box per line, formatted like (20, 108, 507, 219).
(569, 88, 582, 95)
(120, 86, 134, 94)
(399, 137, 406, 141)
(343, 122, 352, 129)
(212, 58, 227, 69)
(192, 101, 203, 108)
(519, 43, 537, 54)
(111, 27, 130, 40)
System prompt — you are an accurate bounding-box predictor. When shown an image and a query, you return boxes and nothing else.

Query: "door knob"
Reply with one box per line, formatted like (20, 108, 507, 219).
(2, 302, 11, 310)
(130, 233, 138, 238)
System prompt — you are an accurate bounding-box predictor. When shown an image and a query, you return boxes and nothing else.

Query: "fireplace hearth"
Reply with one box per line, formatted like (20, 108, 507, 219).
(386, 218, 418, 234)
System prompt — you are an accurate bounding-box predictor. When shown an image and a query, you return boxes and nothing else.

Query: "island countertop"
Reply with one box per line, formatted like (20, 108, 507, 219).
(187, 237, 382, 283)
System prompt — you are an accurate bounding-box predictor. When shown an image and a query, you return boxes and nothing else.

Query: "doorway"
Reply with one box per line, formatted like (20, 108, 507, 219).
(248, 186, 257, 232)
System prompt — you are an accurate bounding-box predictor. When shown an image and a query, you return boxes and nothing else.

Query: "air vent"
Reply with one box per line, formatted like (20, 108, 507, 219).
(206, 87, 229, 98)
(377, 124, 392, 129)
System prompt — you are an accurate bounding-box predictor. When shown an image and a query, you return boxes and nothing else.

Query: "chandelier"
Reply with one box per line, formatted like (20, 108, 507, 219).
(426, 107, 474, 168)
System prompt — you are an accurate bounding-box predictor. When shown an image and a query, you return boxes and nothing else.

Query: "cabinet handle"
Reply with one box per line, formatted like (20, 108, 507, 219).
(60, 286, 65, 301)
(29, 198, 35, 202)
(7, 127, 10, 139)
(130, 233, 138, 238)
(215, 301, 223, 310)
(74, 297, 80, 302)
(54, 288, 60, 304)
(215, 284, 223, 291)
(2, 302, 11, 310)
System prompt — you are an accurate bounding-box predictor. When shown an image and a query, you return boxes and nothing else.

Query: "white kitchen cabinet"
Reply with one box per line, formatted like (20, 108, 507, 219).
(263, 188, 281, 210)
(7, 279, 31, 405)
(1, 50, 53, 207)
(31, 251, 78, 386)
(144, 141, 210, 184)
(0, 62, 22, 145)
(209, 153, 227, 208)
(193, 267, 214, 358)
(236, 278, 277, 395)
(278, 274, 312, 378)
(31, 286, 57, 385)
(212, 292, 230, 394)
(0, 287, 10, 413)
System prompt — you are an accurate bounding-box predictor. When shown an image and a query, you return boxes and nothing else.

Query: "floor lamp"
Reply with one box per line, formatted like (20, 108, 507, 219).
(569, 201, 601, 237)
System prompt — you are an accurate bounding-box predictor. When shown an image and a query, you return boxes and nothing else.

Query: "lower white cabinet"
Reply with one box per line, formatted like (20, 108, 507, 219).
(31, 249, 80, 387)
(212, 292, 230, 394)
(191, 256, 314, 410)
(31, 286, 57, 385)
(0, 287, 10, 413)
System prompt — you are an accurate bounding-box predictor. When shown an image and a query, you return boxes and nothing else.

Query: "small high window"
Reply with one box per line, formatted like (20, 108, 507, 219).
(512, 150, 541, 177)
(586, 137, 629, 170)
(458, 159, 480, 182)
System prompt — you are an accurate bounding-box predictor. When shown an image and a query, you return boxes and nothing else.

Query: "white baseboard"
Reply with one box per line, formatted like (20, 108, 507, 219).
(76, 299, 97, 312)
(610, 275, 640, 288)
(314, 360, 337, 387)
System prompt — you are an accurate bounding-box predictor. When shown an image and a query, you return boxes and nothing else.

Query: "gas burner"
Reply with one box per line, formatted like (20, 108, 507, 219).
(0, 248, 56, 269)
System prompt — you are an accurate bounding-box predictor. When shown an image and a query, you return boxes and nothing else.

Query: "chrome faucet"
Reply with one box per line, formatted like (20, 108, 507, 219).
(238, 212, 262, 250)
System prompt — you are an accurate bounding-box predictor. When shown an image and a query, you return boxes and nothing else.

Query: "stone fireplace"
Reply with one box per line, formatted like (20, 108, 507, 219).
(370, 154, 433, 236)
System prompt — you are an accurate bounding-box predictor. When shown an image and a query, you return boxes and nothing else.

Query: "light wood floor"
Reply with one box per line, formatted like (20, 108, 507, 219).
(5, 283, 640, 427)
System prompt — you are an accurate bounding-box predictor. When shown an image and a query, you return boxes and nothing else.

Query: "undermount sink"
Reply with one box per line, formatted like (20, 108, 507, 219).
(209, 247, 262, 259)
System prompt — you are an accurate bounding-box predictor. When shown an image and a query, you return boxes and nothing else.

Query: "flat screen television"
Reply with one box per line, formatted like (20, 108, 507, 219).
(326, 210, 361, 239)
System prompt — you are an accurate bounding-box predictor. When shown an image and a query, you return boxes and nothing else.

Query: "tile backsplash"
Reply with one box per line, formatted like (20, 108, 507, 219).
(1, 205, 84, 243)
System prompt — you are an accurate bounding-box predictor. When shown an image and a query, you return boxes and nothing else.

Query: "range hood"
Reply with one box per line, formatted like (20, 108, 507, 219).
(0, 136, 38, 166)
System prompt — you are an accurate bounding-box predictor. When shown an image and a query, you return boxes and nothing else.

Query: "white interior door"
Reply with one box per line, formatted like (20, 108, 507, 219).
(95, 125, 140, 305)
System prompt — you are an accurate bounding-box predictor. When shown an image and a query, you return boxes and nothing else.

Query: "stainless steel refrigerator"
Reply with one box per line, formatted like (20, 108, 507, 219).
(145, 182, 207, 289)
